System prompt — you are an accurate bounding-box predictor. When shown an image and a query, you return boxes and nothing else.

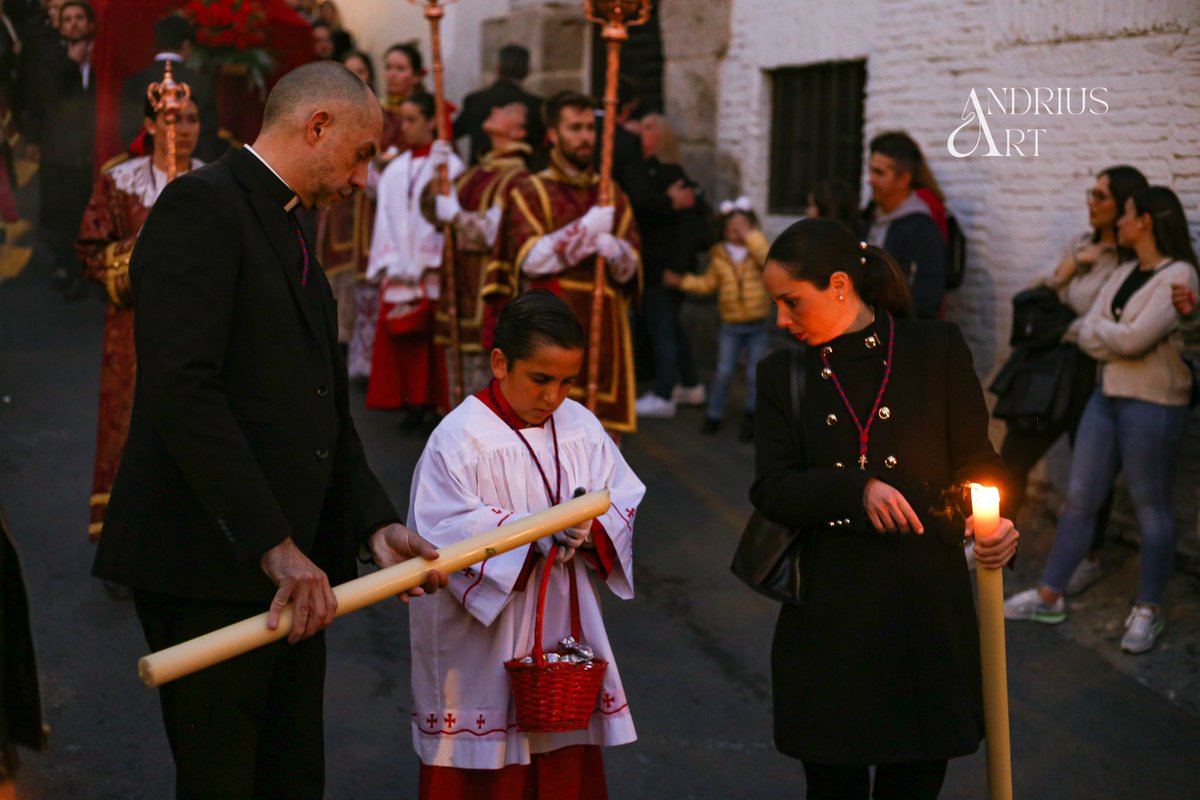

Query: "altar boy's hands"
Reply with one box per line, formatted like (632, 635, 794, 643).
(368, 523, 448, 601)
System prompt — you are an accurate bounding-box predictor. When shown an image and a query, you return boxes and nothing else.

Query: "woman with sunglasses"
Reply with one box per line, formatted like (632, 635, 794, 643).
(997, 165, 1147, 593)
(1005, 186, 1200, 654)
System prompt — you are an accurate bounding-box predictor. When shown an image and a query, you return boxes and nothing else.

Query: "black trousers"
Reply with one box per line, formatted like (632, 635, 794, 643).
(135, 592, 326, 800)
(999, 351, 1112, 551)
(38, 161, 92, 263)
(802, 760, 948, 800)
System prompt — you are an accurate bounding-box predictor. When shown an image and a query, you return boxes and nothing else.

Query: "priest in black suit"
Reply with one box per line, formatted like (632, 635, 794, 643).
(118, 14, 225, 161)
(93, 62, 446, 799)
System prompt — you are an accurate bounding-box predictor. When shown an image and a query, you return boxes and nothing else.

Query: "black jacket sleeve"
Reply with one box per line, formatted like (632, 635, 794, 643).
(130, 176, 293, 563)
(890, 214, 946, 320)
(942, 324, 1011, 513)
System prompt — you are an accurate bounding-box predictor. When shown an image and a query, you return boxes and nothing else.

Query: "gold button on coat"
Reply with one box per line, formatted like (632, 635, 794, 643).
(884, 455, 898, 468)
(878, 406, 891, 419)
(826, 414, 838, 426)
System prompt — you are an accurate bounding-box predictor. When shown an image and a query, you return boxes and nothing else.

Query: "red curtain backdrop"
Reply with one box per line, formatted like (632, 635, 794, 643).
(91, 0, 315, 171)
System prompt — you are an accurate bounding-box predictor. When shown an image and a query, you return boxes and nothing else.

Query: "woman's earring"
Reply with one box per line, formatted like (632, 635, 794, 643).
(837, 293, 845, 301)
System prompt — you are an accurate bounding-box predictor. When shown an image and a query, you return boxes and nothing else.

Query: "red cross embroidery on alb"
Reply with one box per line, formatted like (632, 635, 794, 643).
(444, 713, 456, 729)
(602, 692, 615, 708)
(476, 715, 486, 729)
(426, 713, 437, 728)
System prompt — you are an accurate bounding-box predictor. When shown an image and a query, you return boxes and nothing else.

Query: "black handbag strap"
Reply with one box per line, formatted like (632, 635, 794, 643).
(788, 346, 808, 468)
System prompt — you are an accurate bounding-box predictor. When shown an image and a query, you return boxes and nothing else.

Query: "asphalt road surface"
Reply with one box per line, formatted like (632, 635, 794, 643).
(3, 255, 1198, 799)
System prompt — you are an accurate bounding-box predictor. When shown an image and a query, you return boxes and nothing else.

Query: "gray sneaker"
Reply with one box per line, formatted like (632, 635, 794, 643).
(1065, 557, 1105, 595)
(1120, 606, 1164, 654)
(1003, 588, 1067, 624)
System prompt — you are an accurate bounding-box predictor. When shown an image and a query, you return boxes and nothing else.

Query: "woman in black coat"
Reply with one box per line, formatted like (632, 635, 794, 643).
(752, 219, 1019, 799)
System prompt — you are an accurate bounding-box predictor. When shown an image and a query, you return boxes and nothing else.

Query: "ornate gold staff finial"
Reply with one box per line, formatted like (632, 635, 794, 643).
(581, 0, 651, 412)
(146, 61, 193, 183)
(406, 0, 465, 406)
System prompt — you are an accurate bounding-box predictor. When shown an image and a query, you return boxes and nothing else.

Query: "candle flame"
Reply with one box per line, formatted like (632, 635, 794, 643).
(970, 483, 999, 508)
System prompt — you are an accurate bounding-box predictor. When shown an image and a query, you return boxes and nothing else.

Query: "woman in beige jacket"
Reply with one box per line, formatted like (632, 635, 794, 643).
(664, 200, 771, 441)
(1005, 186, 1200, 654)
(998, 165, 1147, 593)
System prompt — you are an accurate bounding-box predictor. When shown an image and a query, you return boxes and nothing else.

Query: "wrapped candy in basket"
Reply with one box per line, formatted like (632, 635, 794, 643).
(504, 544, 607, 732)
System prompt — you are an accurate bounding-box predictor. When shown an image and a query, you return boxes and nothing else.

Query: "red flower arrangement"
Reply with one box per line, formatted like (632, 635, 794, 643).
(182, 0, 275, 91)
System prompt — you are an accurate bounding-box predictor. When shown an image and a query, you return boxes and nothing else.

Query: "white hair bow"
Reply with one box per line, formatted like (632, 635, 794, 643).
(719, 196, 753, 216)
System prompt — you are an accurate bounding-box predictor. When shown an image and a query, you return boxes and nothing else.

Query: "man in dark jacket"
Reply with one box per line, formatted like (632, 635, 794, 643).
(119, 13, 224, 162)
(28, 0, 94, 294)
(864, 131, 947, 320)
(453, 43, 543, 164)
(93, 62, 445, 799)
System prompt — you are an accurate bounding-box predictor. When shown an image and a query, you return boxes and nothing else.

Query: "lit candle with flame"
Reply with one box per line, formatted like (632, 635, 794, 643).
(970, 483, 1000, 541)
(970, 482, 1012, 800)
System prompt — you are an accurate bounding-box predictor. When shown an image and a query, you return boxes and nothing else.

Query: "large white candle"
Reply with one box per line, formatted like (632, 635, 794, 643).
(138, 489, 612, 688)
(970, 483, 1013, 800)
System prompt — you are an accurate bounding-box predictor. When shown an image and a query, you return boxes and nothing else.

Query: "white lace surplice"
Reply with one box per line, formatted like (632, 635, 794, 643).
(407, 396, 645, 769)
(366, 149, 464, 303)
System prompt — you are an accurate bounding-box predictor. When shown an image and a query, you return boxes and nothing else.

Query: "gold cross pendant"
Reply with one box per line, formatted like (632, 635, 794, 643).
(858, 454, 868, 470)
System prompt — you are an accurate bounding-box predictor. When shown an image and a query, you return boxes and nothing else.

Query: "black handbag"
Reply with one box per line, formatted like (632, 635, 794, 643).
(1009, 285, 1076, 350)
(730, 346, 809, 604)
(990, 344, 1080, 432)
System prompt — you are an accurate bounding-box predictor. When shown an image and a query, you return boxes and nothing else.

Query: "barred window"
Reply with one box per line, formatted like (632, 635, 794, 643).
(769, 61, 867, 216)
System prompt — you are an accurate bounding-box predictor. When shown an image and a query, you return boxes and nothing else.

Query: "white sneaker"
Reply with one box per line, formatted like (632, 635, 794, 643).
(672, 383, 707, 406)
(1003, 588, 1066, 624)
(1065, 557, 1105, 595)
(635, 393, 676, 418)
(1120, 606, 1164, 654)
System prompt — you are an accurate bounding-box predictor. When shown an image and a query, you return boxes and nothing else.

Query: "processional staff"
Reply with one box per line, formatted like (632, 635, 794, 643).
(582, 0, 651, 411)
(146, 61, 192, 183)
(409, 0, 465, 407)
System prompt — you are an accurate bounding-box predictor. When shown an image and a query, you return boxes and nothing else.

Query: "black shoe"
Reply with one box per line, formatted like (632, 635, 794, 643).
(62, 275, 88, 302)
(700, 417, 720, 435)
(51, 266, 70, 290)
(396, 407, 423, 432)
(738, 412, 755, 443)
(420, 407, 442, 432)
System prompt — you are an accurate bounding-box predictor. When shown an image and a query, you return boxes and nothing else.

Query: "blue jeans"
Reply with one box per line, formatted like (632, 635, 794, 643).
(1041, 391, 1189, 605)
(708, 319, 769, 419)
(642, 285, 700, 399)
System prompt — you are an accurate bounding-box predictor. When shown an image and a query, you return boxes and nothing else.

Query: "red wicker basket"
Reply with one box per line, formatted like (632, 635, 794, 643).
(504, 545, 608, 732)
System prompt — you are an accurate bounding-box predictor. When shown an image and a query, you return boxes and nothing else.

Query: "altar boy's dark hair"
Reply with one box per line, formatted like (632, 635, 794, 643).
(493, 290, 585, 363)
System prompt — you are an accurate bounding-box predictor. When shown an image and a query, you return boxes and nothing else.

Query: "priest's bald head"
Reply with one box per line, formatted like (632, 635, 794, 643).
(252, 61, 383, 209)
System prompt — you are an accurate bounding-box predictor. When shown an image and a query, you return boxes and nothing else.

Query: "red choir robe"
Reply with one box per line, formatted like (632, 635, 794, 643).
(493, 152, 642, 433)
(76, 154, 201, 539)
(365, 142, 465, 411)
(434, 142, 531, 360)
(346, 99, 410, 377)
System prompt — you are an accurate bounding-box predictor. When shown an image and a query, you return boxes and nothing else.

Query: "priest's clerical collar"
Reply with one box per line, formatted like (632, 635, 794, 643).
(244, 144, 301, 211)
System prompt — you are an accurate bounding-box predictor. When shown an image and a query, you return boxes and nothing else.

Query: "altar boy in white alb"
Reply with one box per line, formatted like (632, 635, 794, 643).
(406, 290, 645, 798)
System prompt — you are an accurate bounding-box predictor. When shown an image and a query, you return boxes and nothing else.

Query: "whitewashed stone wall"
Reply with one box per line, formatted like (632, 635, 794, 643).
(719, 0, 1200, 374)
(716, 0, 1200, 567)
